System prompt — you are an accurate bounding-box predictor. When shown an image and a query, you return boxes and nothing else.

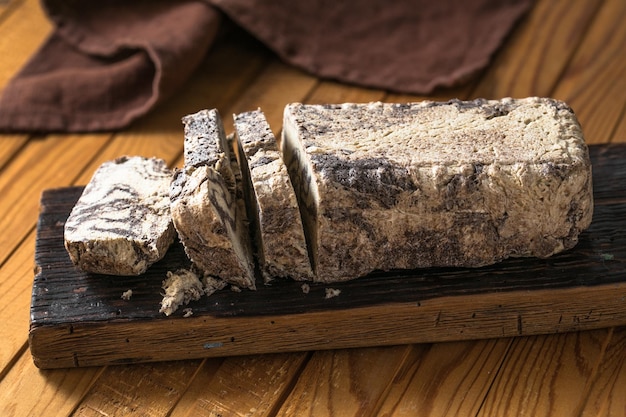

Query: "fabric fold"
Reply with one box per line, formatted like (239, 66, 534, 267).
(0, 0, 220, 132)
(211, 0, 532, 94)
(0, 0, 532, 133)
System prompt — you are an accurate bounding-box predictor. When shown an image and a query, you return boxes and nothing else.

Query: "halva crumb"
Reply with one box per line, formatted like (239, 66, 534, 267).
(325, 288, 341, 299)
(160, 269, 203, 316)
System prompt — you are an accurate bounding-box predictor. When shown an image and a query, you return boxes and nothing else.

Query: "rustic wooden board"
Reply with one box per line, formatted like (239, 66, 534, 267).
(29, 144, 626, 369)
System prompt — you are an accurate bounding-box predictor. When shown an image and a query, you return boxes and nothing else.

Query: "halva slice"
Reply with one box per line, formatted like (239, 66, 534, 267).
(64, 156, 176, 275)
(282, 98, 594, 282)
(170, 109, 255, 289)
(234, 109, 314, 282)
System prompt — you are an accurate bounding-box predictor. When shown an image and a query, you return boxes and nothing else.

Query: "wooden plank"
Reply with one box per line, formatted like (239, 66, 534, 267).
(0, 111, 177, 399)
(0, 134, 109, 266)
(0, 129, 168, 396)
(611, 108, 626, 143)
(363, 345, 430, 414)
(476, 329, 610, 417)
(551, 0, 626, 144)
(171, 353, 308, 417)
(0, 118, 195, 406)
(377, 339, 511, 417)
(0, 352, 102, 417)
(28, 144, 626, 368)
(221, 60, 319, 137)
(71, 360, 201, 417)
(306, 80, 384, 105)
(74, 134, 183, 186)
(0, 0, 53, 190)
(0, 135, 28, 170)
(0, 230, 37, 377)
(470, 0, 604, 99)
(0, 126, 180, 382)
(0, 0, 51, 89)
(165, 359, 224, 417)
(0, 135, 181, 410)
(275, 346, 413, 417)
(578, 327, 626, 417)
(386, 83, 475, 104)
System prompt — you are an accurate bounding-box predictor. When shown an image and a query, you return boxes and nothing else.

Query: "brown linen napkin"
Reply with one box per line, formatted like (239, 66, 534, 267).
(0, 0, 531, 132)
(213, 0, 533, 94)
(0, 0, 220, 132)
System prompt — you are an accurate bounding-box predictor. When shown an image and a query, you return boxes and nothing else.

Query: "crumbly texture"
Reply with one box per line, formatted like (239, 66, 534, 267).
(64, 156, 176, 276)
(170, 109, 255, 289)
(282, 98, 594, 282)
(203, 275, 228, 296)
(234, 110, 314, 282)
(160, 269, 204, 316)
(325, 288, 341, 299)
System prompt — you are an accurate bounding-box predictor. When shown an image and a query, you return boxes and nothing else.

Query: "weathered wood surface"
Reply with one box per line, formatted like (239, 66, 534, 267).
(1, 0, 626, 414)
(28, 144, 626, 368)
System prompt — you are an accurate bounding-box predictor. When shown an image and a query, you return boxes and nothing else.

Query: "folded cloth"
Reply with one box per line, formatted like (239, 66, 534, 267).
(0, 0, 532, 132)
(0, 0, 220, 132)
(213, 0, 533, 94)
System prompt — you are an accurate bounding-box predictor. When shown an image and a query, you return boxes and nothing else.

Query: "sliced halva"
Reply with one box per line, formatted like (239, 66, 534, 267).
(234, 109, 314, 282)
(170, 109, 255, 289)
(64, 156, 176, 275)
(281, 98, 594, 282)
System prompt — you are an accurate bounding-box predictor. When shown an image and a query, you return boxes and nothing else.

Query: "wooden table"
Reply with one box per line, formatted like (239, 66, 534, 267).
(1, 0, 625, 415)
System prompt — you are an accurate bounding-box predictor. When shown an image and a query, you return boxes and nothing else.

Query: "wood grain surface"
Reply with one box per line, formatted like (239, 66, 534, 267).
(1, 0, 626, 414)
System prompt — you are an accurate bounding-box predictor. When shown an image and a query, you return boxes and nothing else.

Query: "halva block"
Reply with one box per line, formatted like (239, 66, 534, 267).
(281, 98, 593, 282)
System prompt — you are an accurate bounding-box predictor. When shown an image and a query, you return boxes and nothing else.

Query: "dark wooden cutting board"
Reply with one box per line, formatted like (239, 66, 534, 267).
(29, 144, 626, 369)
